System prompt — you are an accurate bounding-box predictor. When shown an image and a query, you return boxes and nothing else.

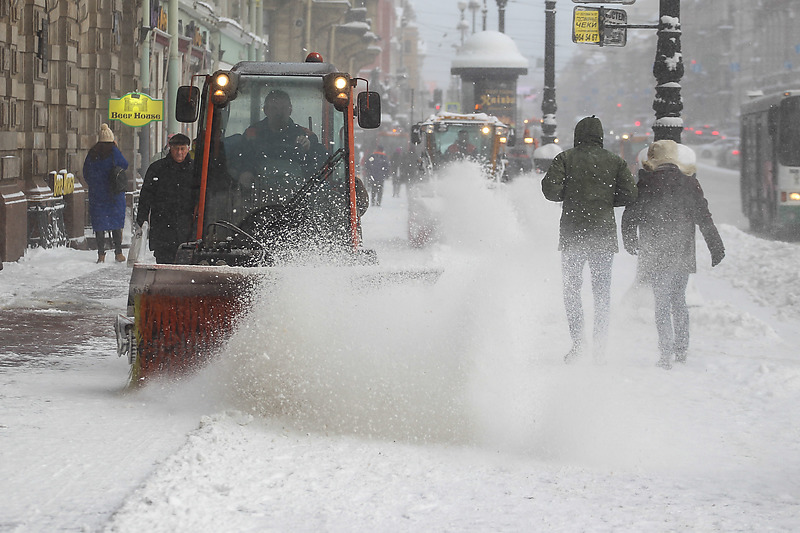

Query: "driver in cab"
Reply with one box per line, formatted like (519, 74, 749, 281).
(244, 89, 319, 153)
(446, 129, 477, 159)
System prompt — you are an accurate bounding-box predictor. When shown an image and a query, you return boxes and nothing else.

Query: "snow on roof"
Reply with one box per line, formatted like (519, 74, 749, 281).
(338, 21, 371, 32)
(419, 111, 509, 127)
(451, 31, 528, 71)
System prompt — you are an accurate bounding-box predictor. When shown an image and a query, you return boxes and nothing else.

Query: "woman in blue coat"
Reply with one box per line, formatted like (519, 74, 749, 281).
(82, 123, 128, 263)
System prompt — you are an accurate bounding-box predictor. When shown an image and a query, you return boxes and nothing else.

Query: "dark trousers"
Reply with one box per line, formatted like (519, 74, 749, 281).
(392, 178, 404, 197)
(652, 270, 690, 356)
(96, 229, 122, 256)
(561, 249, 613, 348)
(370, 181, 384, 206)
(153, 244, 177, 264)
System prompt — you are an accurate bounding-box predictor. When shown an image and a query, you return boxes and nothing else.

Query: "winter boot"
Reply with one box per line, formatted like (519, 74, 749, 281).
(675, 350, 687, 364)
(656, 355, 672, 370)
(115, 253, 126, 263)
(97, 253, 105, 264)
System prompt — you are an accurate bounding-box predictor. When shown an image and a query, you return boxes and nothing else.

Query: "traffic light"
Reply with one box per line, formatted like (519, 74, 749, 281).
(433, 88, 442, 110)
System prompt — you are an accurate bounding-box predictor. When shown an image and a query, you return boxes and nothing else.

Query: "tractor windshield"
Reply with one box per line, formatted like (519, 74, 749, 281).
(427, 122, 506, 170)
(195, 74, 350, 250)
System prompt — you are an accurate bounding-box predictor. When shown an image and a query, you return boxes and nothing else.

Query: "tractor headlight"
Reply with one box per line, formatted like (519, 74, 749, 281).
(209, 71, 238, 107)
(323, 73, 351, 111)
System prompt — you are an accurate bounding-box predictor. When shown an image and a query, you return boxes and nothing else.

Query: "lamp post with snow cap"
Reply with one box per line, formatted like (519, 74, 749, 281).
(541, 0, 557, 145)
(652, 0, 683, 142)
(457, 2, 469, 46)
(469, 0, 480, 34)
(496, 0, 508, 33)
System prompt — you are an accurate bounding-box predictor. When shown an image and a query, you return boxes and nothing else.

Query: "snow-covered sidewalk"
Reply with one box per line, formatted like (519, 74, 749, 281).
(2, 173, 799, 532)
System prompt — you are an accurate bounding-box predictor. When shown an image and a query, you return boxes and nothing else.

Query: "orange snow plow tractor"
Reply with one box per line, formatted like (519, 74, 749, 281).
(115, 55, 433, 385)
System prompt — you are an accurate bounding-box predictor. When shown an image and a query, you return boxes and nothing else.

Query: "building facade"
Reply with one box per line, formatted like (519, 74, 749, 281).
(0, 0, 417, 263)
(682, 0, 800, 132)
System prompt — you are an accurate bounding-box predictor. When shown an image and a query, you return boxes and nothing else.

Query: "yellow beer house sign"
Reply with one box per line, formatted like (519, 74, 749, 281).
(108, 92, 163, 127)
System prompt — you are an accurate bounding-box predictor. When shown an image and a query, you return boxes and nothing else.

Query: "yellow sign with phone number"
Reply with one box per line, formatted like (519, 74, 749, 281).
(573, 8, 600, 44)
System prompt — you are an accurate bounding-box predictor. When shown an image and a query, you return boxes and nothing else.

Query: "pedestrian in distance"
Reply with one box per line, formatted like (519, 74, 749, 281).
(391, 147, 403, 198)
(136, 133, 195, 264)
(542, 115, 638, 363)
(621, 139, 725, 369)
(82, 123, 129, 263)
(365, 145, 390, 207)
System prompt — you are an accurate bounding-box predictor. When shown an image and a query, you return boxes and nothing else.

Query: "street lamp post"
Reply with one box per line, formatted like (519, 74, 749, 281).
(652, 0, 683, 142)
(468, 0, 480, 34)
(457, 2, 468, 46)
(496, 0, 508, 33)
(541, 0, 557, 145)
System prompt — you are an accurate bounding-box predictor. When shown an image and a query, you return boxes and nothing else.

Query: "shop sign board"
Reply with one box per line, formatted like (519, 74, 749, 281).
(108, 93, 164, 127)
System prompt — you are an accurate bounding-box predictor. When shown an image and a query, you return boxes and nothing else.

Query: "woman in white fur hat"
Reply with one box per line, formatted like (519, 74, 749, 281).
(82, 123, 129, 263)
(621, 139, 725, 369)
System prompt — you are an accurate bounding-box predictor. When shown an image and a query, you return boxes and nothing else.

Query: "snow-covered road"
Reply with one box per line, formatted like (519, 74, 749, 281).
(2, 163, 799, 532)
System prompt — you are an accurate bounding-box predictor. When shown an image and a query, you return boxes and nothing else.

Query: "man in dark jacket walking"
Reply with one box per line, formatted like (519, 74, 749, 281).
(137, 133, 195, 264)
(542, 116, 638, 363)
(621, 139, 725, 369)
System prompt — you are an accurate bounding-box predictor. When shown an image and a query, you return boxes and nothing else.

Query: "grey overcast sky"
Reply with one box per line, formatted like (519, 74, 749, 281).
(407, 0, 660, 92)
(408, 0, 577, 91)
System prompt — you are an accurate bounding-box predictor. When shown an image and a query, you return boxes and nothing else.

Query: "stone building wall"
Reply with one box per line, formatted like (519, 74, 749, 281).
(0, 0, 139, 261)
(0, 0, 412, 263)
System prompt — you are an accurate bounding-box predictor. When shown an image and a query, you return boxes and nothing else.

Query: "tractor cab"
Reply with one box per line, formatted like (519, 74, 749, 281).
(175, 60, 380, 266)
(116, 56, 386, 384)
(411, 112, 513, 182)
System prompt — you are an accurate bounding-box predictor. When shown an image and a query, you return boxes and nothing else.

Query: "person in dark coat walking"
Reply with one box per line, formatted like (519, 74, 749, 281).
(136, 133, 195, 264)
(542, 116, 638, 363)
(242, 89, 324, 178)
(365, 145, 390, 206)
(445, 129, 477, 160)
(83, 123, 129, 263)
(622, 139, 725, 369)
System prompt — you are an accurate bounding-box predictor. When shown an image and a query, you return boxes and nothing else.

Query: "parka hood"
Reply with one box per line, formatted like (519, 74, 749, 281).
(573, 116, 604, 148)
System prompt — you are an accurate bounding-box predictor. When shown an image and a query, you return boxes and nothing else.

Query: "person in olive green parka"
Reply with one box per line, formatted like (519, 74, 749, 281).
(542, 116, 638, 363)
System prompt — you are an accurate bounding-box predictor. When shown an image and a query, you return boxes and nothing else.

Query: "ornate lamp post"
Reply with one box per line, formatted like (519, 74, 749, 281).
(457, 2, 468, 46)
(541, 0, 557, 145)
(496, 0, 508, 33)
(652, 0, 683, 142)
(468, 0, 480, 34)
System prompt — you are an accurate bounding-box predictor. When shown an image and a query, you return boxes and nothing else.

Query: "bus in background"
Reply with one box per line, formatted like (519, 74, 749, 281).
(740, 90, 800, 233)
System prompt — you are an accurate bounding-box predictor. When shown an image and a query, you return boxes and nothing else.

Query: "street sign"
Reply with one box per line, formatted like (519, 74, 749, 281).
(108, 92, 164, 127)
(572, 0, 634, 4)
(603, 8, 628, 46)
(573, 7, 600, 44)
(572, 7, 628, 47)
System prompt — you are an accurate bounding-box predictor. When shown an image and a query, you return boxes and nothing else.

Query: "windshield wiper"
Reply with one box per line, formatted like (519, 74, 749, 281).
(207, 220, 264, 250)
(209, 148, 347, 251)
